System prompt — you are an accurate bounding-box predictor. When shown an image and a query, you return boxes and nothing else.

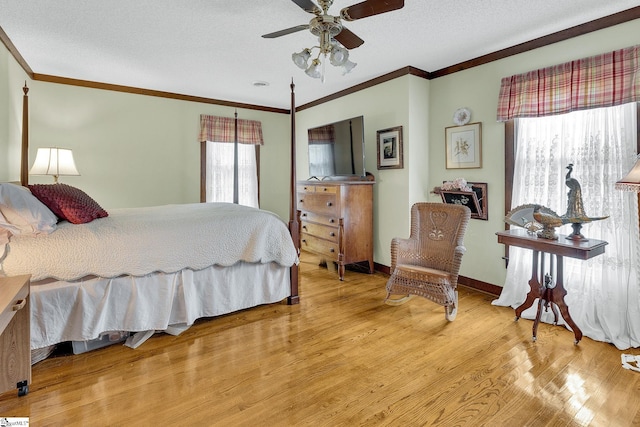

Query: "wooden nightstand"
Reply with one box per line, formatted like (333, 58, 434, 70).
(0, 275, 31, 396)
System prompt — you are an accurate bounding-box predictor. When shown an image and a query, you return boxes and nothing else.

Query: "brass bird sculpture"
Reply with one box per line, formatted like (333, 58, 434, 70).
(560, 163, 608, 240)
(533, 206, 569, 240)
(504, 164, 608, 240)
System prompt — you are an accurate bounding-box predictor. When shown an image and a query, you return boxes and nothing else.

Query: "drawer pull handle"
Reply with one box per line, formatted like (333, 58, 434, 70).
(302, 239, 307, 243)
(330, 219, 335, 223)
(302, 225, 307, 230)
(302, 213, 307, 217)
(299, 199, 304, 203)
(330, 232, 335, 236)
(330, 248, 335, 253)
(323, 188, 328, 191)
(326, 202, 332, 207)
(12, 299, 26, 311)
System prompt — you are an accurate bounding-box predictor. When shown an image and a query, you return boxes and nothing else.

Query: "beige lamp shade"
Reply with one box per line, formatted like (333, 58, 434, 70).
(29, 147, 80, 183)
(615, 154, 640, 193)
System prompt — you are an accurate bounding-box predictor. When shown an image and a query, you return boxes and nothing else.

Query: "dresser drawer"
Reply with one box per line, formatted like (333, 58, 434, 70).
(297, 184, 316, 194)
(300, 211, 338, 226)
(301, 221, 339, 243)
(298, 192, 338, 216)
(301, 234, 339, 259)
(313, 185, 338, 195)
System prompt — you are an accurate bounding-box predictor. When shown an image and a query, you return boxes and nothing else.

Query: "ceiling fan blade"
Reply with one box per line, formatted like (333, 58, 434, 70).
(340, 0, 404, 21)
(291, 0, 322, 14)
(334, 27, 364, 50)
(262, 24, 309, 39)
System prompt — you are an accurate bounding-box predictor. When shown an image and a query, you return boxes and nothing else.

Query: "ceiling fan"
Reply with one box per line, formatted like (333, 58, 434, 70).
(262, 0, 405, 80)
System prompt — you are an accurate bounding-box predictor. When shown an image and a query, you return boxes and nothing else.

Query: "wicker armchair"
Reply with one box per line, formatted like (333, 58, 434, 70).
(384, 202, 471, 321)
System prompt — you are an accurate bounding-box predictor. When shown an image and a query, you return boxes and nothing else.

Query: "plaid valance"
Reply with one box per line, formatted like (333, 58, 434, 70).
(308, 125, 335, 144)
(496, 45, 640, 122)
(199, 115, 264, 145)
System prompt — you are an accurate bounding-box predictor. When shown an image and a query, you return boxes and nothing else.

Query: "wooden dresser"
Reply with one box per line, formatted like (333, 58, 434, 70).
(297, 178, 374, 280)
(0, 274, 31, 397)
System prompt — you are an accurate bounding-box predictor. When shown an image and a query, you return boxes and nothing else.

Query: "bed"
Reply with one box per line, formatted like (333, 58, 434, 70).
(0, 82, 302, 358)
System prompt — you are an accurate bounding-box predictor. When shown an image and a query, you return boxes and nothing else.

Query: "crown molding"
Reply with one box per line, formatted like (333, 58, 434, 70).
(0, 25, 33, 78)
(430, 5, 640, 78)
(32, 73, 289, 114)
(297, 66, 429, 111)
(2, 6, 639, 113)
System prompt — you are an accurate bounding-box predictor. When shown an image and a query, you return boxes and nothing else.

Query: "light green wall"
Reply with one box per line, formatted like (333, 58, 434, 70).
(0, 68, 291, 220)
(296, 76, 430, 267)
(427, 18, 640, 287)
(2, 18, 640, 287)
(298, 18, 640, 287)
(0, 44, 7, 180)
(0, 43, 28, 182)
(407, 75, 431, 206)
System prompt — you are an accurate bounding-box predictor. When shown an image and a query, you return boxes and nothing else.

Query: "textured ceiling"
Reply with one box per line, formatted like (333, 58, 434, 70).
(1, 1, 639, 110)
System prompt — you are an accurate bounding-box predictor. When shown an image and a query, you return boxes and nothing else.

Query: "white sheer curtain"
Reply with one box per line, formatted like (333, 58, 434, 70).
(206, 142, 259, 208)
(493, 103, 640, 350)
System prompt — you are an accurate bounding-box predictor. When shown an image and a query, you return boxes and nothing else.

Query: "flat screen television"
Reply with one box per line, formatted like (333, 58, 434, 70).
(307, 116, 365, 179)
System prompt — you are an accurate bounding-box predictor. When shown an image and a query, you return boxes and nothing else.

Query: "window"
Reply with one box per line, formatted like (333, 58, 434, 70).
(205, 142, 259, 208)
(198, 114, 264, 207)
(495, 103, 640, 349)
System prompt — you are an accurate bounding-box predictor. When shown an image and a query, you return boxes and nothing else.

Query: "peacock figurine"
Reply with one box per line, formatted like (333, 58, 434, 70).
(504, 164, 608, 240)
(563, 163, 587, 220)
(560, 163, 608, 240)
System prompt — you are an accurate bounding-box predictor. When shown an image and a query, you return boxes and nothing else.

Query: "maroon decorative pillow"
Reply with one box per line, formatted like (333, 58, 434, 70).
(28, 183, 108, 224)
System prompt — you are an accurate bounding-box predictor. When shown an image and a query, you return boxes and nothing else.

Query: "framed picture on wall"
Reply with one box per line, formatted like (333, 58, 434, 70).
(377, 126, 403, 170)
(445, 122, 482, 169)
(439, 182, 488, 220)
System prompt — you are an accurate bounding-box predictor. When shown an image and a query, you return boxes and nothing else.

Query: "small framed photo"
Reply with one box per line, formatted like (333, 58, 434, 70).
(377, 126, 403, 170)
(439, 182, 488, 220)
(445, 122, 482, 169)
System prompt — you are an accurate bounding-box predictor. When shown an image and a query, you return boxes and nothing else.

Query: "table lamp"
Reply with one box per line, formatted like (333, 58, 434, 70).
(615, 153, 640, 192)
(615, 153, 640, 232)
(29, 147, 80, 183)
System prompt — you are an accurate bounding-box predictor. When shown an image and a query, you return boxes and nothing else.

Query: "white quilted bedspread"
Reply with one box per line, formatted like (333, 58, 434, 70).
(1, 202, 298, 281)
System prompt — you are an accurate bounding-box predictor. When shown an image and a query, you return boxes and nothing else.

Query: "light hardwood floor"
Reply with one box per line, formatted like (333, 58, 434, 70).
(1, 253, 639, 426)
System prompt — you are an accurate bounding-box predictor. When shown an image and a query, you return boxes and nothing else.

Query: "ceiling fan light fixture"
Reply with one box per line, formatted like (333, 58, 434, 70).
(292, 48, 311, 69)
(305, 59, 323, 79)
(265, 0, 406, 80)
(341, 59, 357, 75)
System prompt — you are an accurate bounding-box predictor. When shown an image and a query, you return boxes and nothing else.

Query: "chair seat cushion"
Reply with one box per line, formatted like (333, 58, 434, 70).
(395, 264, 452, 283)
(387, 264, 456, 305)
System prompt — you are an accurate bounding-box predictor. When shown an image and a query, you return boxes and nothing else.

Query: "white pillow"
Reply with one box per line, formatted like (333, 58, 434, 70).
(0, 183, 58, 235)
(0, 210, 11, 258)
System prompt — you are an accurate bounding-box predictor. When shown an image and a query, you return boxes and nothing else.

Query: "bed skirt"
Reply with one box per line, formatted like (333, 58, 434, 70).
(30, 262, 291, 350)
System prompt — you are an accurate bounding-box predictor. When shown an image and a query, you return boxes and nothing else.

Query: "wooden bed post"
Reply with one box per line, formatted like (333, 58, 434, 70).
(20, 82, 29, 186)
(233, 110, 239, 204)
(288, 79, 300, 305)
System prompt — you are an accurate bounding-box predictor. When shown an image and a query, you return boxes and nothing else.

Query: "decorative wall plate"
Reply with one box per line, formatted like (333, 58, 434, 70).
(453, 107, 471, 126)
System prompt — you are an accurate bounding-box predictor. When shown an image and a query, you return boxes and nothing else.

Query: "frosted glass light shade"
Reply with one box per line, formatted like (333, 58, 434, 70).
(292, 49, 311, 69)
(30, 147, 80, 182)
(305, 59, 322, 79)
(615, 154, 640, 192)
(341, 59, 357, 75)
(330, 45, 348, 66)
